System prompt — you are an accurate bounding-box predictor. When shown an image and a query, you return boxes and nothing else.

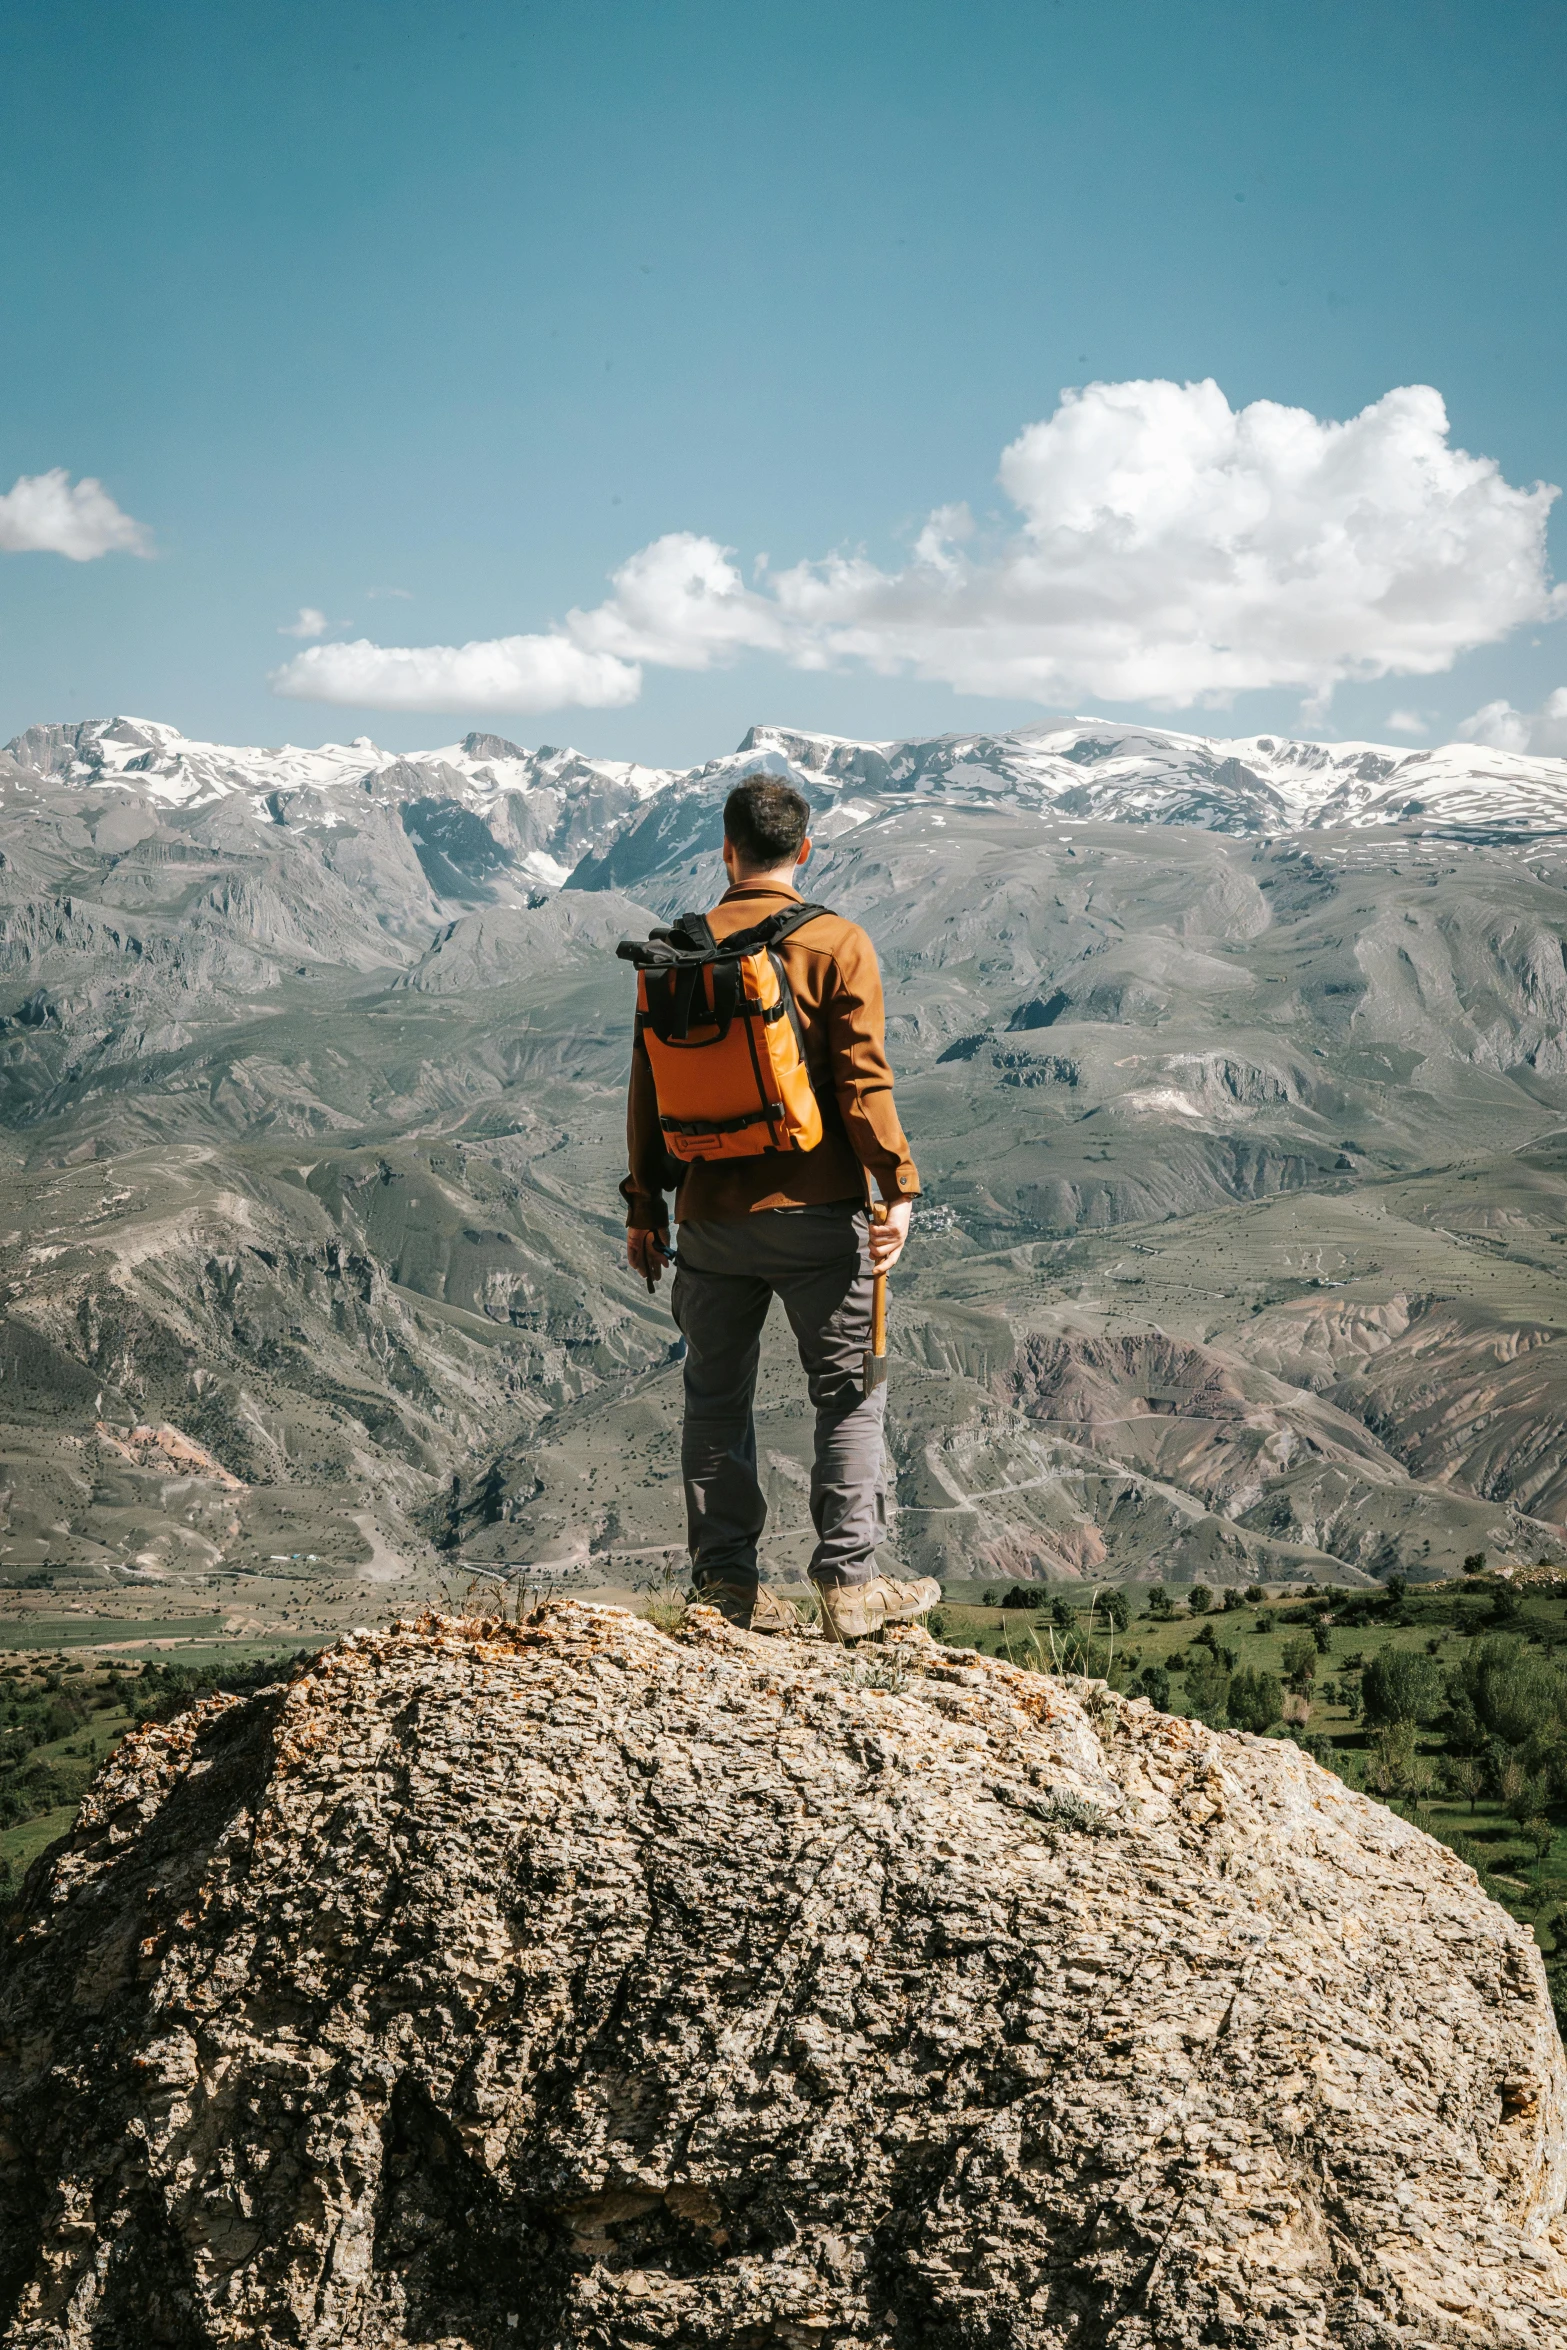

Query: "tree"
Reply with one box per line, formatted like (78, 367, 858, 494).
(1244, 1584, 1266, 1603)
(1146, 1586, 1173, 1619)
(1222, 1586, 1245, 1613)
(1440, 1755, 1482, 1814)
(1385, 1576, 1408, 1603)
(1050, 1595, 1077, 1630)
(1100, 1588, 1130, 1632)
(1138, 1665, 1171, 1712)
(1366, 1720, 1432, 1803)
(1311, 1618, 1333, 1653)
(1227, 1668, 1282, 1734)
(1188, 1583, 1213, 1615)
(1448, 1635, 1567, 1750)
(1361, 1647, 1444, 1726)
(1525, 1816, 1556, 1864)
(1184, 1662, 1229, 1725)
(1462, 1551, 1487, 1576)
(1280, 1635, 1319, 1692)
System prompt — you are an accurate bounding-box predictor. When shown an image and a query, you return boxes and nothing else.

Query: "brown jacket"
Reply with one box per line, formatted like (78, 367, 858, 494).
(621, 880, 920, 1225)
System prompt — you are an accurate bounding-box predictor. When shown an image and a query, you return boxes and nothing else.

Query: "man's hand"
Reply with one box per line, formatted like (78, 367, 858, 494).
(627, 1227, 672, 1291)
(868, 1199, 913, 1273)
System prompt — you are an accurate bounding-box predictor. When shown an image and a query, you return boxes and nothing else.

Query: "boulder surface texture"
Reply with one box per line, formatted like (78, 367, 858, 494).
(2, 1603, 1566, 2349)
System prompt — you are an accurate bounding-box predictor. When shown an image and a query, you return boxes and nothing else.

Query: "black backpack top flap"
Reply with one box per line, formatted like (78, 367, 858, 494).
(616, 901, 830, 971)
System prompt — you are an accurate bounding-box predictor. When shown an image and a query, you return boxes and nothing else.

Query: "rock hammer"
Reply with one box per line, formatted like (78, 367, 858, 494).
(863, 1200, 889, 1398)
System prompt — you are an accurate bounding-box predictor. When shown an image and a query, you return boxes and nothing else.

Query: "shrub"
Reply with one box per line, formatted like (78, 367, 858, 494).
(1227, 1668, 1282, 1734)
(1137, 1665, 1171, 1711)
(1311, 1619, 1333, 1653)
(1244, 1584, 1266, 1603)
(1280, 1635, 1319, 1691)
(1222, 1587, 1245, 1612)
(1146, 1586, 1173, 1618)
(1361, 1647, 1445, 1726)
(1183, 1663, 1230, 1725)
(1462, 1551, 1487, 1575)
(1188, 1583, 1214, 1615)
(1255, 1611, 1276, 1635)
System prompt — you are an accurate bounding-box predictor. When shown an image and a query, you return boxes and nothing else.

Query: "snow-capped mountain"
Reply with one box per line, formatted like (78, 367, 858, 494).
(1, 716, 680, 893)
(6, 715, 1567, 911)
(744, 720, 1567, 837)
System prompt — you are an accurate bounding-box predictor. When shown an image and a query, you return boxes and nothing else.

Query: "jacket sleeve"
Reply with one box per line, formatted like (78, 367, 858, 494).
(620, 1035, 671, 1228)
(823, 928, 921, 1201)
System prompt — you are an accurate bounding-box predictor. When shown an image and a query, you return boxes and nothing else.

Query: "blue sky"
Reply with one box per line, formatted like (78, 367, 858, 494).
(2, 0, 1565, 763)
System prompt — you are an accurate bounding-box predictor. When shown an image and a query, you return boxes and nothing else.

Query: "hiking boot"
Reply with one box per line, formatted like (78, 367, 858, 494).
(690, 1578, 799, 1635)
(816, 1573, 942, 1643)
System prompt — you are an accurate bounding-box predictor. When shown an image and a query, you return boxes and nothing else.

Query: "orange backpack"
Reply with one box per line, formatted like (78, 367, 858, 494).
(618, 904, 831, 1162)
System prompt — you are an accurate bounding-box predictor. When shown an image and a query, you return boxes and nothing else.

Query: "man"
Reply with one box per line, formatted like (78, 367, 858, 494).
(623, 773, 941, 1641)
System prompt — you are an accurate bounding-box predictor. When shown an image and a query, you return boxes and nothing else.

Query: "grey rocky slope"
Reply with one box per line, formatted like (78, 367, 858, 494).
(2, 1603, 1564, 2348)
(8, 713, 1567, 1609)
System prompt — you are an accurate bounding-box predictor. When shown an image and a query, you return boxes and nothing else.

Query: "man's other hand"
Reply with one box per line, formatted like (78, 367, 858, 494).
(627, 1227, 672, 1290)
(869, 1199, 913, 1273)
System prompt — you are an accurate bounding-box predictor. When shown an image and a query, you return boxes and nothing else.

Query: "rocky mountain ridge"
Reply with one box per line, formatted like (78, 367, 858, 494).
(9, 711, 1567, 896)
(10, 711, 1567, 1609)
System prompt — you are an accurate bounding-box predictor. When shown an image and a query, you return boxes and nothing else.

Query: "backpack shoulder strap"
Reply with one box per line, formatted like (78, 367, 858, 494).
(763, 900, 832, 945)
(717, 902, 834, 955)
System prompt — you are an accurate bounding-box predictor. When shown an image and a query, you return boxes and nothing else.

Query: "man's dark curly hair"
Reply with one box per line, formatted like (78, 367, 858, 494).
(723, 774, 810, 868)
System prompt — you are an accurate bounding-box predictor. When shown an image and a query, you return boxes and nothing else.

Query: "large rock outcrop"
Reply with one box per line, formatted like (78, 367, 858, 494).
(2, 1605, 1566, 2348)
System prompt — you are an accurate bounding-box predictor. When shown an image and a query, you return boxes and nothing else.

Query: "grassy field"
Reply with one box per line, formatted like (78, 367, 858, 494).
(0, 1615, 230, 1651)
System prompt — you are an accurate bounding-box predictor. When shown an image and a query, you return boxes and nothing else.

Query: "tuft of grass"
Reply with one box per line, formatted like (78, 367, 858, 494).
(992, 1779, 1116, 1837)
(840, 1655, 913, 1694)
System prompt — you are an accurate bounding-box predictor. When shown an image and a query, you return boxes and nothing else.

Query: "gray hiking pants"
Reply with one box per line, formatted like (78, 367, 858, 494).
(670, 1204, 887, 1590)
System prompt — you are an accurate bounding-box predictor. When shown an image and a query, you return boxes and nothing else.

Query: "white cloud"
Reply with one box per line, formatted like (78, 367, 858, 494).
(0, 468, 151, 560)
(1457, 689, 1567, 757)
(278, 606, 329, 638)
(270, 631, 641, 715)
(269, 381, 1564, 715)
(1386, 708, 1428, 735)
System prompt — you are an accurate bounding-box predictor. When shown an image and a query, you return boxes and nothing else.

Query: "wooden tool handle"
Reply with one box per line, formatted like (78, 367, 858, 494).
(867, 1198, 889, 1386)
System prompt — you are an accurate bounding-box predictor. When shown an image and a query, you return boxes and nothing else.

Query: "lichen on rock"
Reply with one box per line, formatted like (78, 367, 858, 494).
(2, 1602, 1565, 2347)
